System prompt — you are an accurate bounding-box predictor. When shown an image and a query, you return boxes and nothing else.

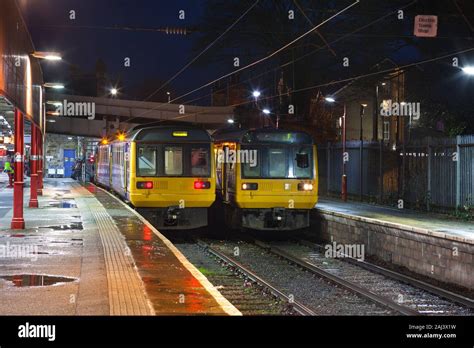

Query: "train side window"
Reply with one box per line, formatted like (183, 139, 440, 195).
(137, 147, 157, 176)
(164, 146, 183, 175)
(191, 147, 210, 176)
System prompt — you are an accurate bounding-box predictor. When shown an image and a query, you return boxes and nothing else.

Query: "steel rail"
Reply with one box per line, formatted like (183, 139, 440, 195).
(197, 240, 316, 316)
(254, 240, 420, 316)
(299, 239, 474, 310)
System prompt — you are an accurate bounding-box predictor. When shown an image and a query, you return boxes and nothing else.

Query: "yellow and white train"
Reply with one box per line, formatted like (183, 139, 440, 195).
(212, 128, 318, 231)
(95, 126, 215, 229)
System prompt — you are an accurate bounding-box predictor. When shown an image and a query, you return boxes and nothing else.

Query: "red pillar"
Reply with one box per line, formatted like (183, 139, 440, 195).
(11, 109, 25, 229)
(29, 124, 38, 208)
(37, 127, 43, 195)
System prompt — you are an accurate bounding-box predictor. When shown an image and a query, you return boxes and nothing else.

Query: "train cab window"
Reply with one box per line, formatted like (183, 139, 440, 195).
(164, 146, 183, 175)
(137, 147, 157, 176)
(268, 148, 287, 178)
(241, 148, 260, 178)
(293, 147, 313, 179)
(191, 147, 210, 176)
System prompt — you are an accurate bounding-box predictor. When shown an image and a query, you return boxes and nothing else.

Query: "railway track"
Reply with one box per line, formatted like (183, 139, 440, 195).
(196, 240, 316, 316)
(298, 239, 474, 309)
(254, 239, 474, 316)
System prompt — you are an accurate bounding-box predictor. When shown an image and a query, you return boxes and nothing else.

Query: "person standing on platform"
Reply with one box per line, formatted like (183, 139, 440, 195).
(3, 158, 14, 188)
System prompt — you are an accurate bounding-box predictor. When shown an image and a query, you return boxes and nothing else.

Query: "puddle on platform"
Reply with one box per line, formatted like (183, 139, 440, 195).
(0, 274, 76, 287)
(48, 200, 77, 208)
(39, 222, 83, 231)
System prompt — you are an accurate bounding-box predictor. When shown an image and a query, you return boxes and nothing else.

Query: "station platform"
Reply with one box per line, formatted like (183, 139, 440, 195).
(312, 198, 474, 289)
(0, 177, 240, 316)
(316, 198, 474, 244)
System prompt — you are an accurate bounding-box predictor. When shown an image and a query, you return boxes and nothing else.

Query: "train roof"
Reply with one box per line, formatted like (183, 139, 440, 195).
(126, 125, 211, 142)
(212, 127, 314, 145)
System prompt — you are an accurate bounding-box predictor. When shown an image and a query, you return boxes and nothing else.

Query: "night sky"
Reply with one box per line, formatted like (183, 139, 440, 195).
(19, 0, 223, 99)
(18, 0, 474, 112)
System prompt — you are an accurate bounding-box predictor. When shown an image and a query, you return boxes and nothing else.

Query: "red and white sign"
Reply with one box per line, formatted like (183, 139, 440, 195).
(414, 15, 438, 37)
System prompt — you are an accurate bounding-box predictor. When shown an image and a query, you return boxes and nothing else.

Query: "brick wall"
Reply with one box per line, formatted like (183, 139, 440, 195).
(311, 211, 474, 289)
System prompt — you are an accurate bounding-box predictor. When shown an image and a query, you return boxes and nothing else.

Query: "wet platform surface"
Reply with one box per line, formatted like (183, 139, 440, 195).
(316, 199, 474, 243)
(0, 178, 238, 315)
(89, 184, 238, 315)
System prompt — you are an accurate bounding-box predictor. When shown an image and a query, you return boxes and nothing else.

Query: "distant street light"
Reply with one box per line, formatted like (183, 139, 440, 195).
(252, 90, 261, 98)
(325, 97, 336, 103)
(110, 88, 118, 96)
(167, 91, 171, 103)
(262, 108, 271, 115)
(44, 83, 64, 89)
(31, 51, 62, 61)
(227, 119, 234, 124)
(462, 66, 474, 75)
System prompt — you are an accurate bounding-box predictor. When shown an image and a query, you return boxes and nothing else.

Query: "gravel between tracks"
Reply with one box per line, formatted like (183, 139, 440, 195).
(208, 240, 397, 315)
(175, 243, 292, 315)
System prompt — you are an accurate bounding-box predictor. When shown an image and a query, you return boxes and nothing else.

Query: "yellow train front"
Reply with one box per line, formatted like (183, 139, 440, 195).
(96, 126, 215, 229)
(213, 128, 318, 231)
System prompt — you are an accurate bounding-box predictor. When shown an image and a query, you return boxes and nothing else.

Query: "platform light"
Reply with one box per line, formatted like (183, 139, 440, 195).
(117, 133, 126, 141)
(101, 138, 109, 145)
(462, 66, 474, 75)
(110, 88, 118, 96)
(227, 119, 234, 124)
(32, 51, 62, 61)
(325, 97, 336, 103)
(44, 83, 64, 89)
(46, 101, 62, 107)
(262, 108, 271, 115)
(252, 90, 261, 98)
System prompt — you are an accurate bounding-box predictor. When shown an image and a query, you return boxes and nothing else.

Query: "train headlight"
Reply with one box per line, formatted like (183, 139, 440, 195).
(137, 181, 153, 189)
(242, 183, 258, 190)
(194, 181, 211, 189)
(298, 183, 313, 191)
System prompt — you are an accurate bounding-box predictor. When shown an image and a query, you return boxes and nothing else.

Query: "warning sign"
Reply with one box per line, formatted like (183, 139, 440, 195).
(414, 15, 438, 37)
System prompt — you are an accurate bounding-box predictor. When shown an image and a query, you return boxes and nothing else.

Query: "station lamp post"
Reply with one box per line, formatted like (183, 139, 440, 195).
(359, 103, 368, 201)
(325, 96, 348, 202)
